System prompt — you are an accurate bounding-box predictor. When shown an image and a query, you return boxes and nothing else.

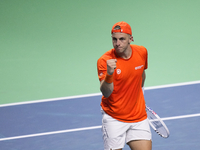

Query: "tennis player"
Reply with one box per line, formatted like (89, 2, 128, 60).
(97, 21, 152, 150)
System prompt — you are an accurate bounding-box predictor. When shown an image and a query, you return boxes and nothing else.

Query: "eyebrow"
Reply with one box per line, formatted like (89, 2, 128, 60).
(112, 37, 126, 40)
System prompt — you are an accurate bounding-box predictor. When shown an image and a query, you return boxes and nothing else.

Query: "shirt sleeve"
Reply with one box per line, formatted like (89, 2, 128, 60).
(97, 57, 107, 81)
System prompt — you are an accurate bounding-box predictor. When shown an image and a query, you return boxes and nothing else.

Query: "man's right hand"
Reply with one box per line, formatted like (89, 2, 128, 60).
(107, 59, 117, 75)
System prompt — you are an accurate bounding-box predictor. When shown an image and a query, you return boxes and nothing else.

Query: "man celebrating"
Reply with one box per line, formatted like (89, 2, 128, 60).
(97, 21, 152, 150)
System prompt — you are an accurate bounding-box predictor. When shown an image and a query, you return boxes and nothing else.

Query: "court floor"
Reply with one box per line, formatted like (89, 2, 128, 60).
(0, 81, 200, 150)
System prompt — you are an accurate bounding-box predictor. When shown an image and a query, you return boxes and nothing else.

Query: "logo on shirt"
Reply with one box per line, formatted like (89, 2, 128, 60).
(116, 69, 121, 74)
(99, 72, 103, 76)
(135, 65, 144, 70)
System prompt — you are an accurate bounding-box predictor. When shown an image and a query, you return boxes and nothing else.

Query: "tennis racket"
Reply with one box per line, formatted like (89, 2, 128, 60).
(146, 105, 170, 138)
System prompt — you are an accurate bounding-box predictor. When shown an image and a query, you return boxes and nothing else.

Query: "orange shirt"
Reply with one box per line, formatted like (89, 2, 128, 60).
(97, 45, 148, 123)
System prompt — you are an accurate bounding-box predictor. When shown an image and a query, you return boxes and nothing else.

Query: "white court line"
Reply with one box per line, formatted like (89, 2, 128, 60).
(0, 80, 200, 107)
(162, 113, 200, 121)
(0, 126, 101, 142)
(0, 93, 101, 107)
(145, 80, 200, 90)
(0, 113, 200, 142)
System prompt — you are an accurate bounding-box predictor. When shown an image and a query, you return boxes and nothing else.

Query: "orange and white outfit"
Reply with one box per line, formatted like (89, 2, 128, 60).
(97, 21, 152, 150)
(97, 44, 148, 123)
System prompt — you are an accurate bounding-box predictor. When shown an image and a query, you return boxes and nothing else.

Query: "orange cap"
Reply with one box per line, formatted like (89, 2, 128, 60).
(111, 21, 132, 35)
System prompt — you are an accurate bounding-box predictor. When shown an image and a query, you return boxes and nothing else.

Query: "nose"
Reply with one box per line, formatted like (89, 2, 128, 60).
(116, 39, 120, 46)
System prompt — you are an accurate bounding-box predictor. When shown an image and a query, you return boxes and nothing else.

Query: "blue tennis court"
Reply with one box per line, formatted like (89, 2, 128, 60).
(0, 81, 200, 150)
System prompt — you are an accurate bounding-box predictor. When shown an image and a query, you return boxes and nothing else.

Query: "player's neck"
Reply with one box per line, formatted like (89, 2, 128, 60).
(118, 45, 132, 59)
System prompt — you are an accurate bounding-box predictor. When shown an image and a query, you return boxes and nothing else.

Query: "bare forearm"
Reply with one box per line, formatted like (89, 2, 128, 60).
(100, 80, 114, 98)
(100, 59, 117, 98)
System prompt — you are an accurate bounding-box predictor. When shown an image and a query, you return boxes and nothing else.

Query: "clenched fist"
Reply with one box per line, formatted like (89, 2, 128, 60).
(107, 59, 117, 75)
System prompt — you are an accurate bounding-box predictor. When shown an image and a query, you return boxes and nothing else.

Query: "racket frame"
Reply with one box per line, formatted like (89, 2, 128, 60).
(146, 105, 170, 138)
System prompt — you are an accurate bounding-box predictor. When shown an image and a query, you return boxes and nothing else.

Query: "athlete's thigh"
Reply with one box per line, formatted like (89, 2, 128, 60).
(102, 109, 129, 150)
(127, 140, 152, 150)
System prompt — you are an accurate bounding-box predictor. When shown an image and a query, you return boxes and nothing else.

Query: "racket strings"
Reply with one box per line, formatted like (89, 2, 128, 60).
(146, 109, 169, 138)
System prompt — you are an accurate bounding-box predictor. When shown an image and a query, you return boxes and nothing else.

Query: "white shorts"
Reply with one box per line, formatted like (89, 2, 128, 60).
(101, 109, 152, 150)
